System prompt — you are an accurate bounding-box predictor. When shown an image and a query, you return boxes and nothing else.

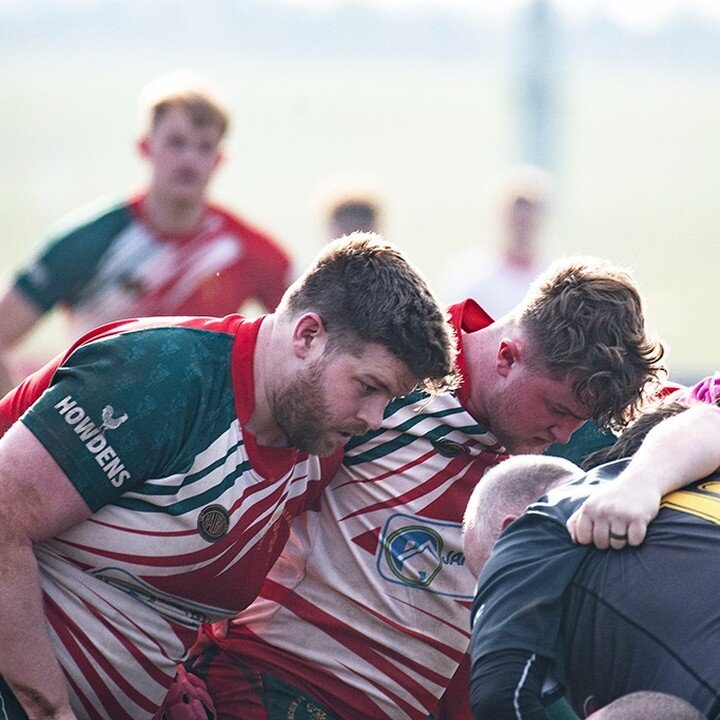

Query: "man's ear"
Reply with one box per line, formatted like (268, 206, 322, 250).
(137, 137, 150, 158)
(291, 313, 327, 359)
(496, 338, 522, 378)
(500, 514, 519, 532)
(212, 148, 225, 170)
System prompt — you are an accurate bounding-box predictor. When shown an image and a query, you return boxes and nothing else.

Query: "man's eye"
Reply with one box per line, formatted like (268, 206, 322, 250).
(359, 381, 376, 393)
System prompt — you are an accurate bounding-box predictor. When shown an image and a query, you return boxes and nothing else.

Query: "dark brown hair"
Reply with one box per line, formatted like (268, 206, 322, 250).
(583, 399, 690, 469)
(283, 233, 458, 394)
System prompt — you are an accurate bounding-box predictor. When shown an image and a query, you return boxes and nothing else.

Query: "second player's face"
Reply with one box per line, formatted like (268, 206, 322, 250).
(484, 368, 589, 455)
(144, 106, 223, 203)
(273, 343, 416, 457)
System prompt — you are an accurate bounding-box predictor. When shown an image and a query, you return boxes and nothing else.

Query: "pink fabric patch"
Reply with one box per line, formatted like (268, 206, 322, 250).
(677, 372, 720, 405)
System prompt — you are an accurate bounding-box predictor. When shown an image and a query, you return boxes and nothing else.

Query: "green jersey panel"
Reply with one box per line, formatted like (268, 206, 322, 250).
(22, 326, 237, 512)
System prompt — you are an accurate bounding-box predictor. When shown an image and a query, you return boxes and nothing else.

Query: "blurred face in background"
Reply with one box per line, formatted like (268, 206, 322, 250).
(505, 198, 544, 259)
(140, 104, 223, 204)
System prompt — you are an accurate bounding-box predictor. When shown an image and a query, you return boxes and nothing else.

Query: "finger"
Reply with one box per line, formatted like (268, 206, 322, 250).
(592, 518, 611, 550)
(626, 518, 647, 547)
(211, 619, 229, 639)
(187, 639, 207, 659)
(608, 524, 629, 550)
(566, 512, 579, 543)
(568, 508, 595, 545)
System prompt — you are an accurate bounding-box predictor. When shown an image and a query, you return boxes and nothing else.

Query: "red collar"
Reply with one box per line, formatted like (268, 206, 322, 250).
(448, 299, 494, 409)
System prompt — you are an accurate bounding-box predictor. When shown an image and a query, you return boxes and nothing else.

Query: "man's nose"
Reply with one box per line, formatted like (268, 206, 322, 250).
(356, 396, 387, 432)
(550, 419, 583, 446)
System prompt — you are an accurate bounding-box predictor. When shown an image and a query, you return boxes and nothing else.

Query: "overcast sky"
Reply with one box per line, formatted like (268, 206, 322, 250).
(271, 0, 720, 33)
(2, 0, 720, 33)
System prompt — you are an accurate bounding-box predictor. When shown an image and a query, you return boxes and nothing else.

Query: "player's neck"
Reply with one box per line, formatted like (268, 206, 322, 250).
(246, 316, 291, 447)
(460, 327, 496, 427)
(503, 246, 534, 269)
(143, 188, 206, 236)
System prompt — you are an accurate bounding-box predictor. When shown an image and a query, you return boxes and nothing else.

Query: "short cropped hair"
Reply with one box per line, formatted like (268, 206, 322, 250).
(464, 455, 581, 540)
(140, 70, 230, 137)
(518, 257, 665, 431)
(590, 691, 705, 720)
(500, 164, 553, 211)
(463, 455, 581, 575)
(282, 232, 458, 394)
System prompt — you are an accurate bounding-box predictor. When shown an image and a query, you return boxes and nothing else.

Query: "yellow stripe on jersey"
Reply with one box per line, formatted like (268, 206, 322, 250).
(661, 482, 720, 525)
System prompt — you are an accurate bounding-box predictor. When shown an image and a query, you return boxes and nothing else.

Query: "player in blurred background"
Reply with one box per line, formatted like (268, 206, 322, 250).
(440, 164, 552, 318)
(0, 69, 292, 396)
(323, 185, 382, 241)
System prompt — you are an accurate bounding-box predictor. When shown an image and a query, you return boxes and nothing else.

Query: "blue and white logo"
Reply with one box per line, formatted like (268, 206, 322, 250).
(377, 513, 474, 599)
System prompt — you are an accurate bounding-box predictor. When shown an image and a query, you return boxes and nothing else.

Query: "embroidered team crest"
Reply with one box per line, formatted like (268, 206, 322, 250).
(100, 405, 128, 433)
(197, 505, 230, 543)
(431, 438, 468, 458)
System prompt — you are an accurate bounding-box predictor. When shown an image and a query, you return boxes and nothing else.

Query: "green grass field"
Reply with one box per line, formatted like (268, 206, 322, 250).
(1, 49, 718, 380)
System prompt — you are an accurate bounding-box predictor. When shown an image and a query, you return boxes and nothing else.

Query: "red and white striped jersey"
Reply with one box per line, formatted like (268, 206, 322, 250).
(0, 314, 340, 720)
(216, 301, 506, 720)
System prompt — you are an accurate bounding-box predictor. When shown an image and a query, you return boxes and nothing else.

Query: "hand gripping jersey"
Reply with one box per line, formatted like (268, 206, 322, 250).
(14, 194, 292, 335)
(209, 301, 508, 720)
(0, 315, 340, 720)
(471, 461, 720, 719)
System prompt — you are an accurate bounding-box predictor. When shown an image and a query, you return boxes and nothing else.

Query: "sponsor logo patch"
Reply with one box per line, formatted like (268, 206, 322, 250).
(53, 395, 131, 488)
(197, 504, 230, 543)
(376, 513, 474, 599)
(99, 405, 128, 433)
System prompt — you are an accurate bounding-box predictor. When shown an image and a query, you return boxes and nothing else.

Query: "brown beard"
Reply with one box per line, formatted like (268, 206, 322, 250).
(272, 356, 338, 456)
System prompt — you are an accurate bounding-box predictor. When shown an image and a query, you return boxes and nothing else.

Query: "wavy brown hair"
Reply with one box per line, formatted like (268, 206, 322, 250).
(519, 257, 665, 431)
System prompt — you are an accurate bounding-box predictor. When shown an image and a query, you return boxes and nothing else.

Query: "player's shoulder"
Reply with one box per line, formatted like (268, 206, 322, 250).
(526, 459, 630, 526)
(207, 204, 284, 248)
(74, 316, 239, 366)
(46, 194, 132, 241)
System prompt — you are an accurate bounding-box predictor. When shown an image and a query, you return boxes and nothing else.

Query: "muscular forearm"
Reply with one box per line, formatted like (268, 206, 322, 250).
(0, 424, 92, 720)
(625, 403, 720, 495)
(569, 403, 720, 548)
(0, 535, 76, 719)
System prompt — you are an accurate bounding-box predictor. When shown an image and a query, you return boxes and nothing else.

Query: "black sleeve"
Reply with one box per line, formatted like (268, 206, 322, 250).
(471, 650, 551, 720)
(470, 512, 589, 665)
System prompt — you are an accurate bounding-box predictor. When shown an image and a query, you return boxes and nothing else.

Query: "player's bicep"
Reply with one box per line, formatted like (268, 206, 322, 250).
(0, 423, 92, 544)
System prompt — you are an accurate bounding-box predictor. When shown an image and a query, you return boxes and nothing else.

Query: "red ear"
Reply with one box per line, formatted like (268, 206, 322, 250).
(137, 137, 150, 158)
(212, 149, 225, 170)
(496, 338, 519, 377)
